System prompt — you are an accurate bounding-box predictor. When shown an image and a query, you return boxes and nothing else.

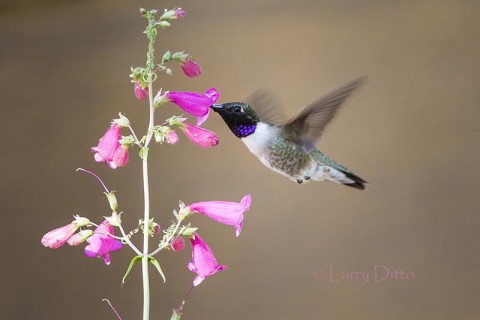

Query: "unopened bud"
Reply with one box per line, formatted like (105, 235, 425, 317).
(67, 230, 93, 246)
(105, 191, 118, 212)
(171, 236, 185, 252)
(158, 21, 171, 29)
(152, 223, 161, 235)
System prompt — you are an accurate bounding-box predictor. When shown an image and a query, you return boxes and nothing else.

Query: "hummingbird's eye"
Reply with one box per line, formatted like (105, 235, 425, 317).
(233, 106, 242, 113)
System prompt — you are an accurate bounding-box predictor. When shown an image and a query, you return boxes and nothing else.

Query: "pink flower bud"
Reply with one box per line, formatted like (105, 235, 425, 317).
(174, 8, 186, 19)
(188, 233, 227, 286)
(188, 194, 251, 237)
(171, 236, 185, 252)
(180, 59, 202, 78)
(67, 230, 93, 246)
(166, 130, 179, 145)
(134, 83, 148, 100)
(41, 223, 79, 249)
(181, 122, 219, 148)
(152, 223, 161, 235)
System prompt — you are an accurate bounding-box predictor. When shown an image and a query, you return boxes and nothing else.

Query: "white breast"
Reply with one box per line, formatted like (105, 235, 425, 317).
(241, 122, 274, 157)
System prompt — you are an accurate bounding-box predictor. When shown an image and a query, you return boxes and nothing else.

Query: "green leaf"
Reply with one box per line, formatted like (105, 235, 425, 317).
(139, 147, 149, 160)
(162, 50, 172, 64)
(148, 257, 166, 283)
(170, 309, 182, 320)
(122, 255, 142, 284)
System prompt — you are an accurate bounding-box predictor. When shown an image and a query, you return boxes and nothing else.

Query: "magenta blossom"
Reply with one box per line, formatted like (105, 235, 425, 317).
(180, 59, 202, 78)
(167, 88, 220, 126)
(181, 122, 219, 148)
(85, 220, 122, 265)
(188, 233, 227, 286)
(92, 124, 129, 169)
(134, 83, 148, 100)
(188, 194, 251, 237)
(41, 223, 79, 249)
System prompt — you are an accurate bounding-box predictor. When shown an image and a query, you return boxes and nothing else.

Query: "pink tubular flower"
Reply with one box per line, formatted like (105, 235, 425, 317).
(41, 223, 79, 249)
(181, 122, 219, 148)
(92, 124, 128, 169)
(85, 221, 122, 265)
(134, 83, 148, 100)
(188, 194, 251, 237)
(180, 59, 202, 78)
(188, 233, 227, 286)
(167, 88, 220, 126)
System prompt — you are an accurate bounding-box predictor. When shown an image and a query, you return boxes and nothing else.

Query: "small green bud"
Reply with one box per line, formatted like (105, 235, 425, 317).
(73, 216, 91, 228)
(158, 21, 171, 29)
(114, 113, 130, 128)
(167, 115, 187, 126)
(105, 211, 122, 227)
(162, 51, 172, 64)
(105, 191, 118, 212)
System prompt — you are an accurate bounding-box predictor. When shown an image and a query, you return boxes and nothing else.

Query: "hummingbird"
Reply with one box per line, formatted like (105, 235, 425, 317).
(211, 78, 367, 189)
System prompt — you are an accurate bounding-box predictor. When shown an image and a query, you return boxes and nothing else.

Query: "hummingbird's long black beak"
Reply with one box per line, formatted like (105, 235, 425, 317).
(211, 104, 224, 112)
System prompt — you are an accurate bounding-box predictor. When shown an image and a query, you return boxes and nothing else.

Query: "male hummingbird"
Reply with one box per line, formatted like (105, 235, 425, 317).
(211, 78, 367, 189)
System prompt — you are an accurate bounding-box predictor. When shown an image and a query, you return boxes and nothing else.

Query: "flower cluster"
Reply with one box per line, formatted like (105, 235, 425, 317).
(41, 7, 252, 319)
(41, 216, 122, 265)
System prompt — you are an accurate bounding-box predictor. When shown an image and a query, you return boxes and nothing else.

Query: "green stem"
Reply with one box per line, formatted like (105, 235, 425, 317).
(142, 71, 155, 320)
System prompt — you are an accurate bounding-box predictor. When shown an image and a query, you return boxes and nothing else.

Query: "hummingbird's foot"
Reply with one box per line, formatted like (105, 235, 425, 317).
(297, 179, 303, 184)
(305, 175, 311, 180)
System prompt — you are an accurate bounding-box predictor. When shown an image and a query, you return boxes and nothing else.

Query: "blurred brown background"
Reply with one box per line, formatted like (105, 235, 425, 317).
(2, 0, 480, 319)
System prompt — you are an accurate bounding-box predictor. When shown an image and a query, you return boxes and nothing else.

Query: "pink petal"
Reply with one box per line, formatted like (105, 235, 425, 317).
(196, 109, 210, 126)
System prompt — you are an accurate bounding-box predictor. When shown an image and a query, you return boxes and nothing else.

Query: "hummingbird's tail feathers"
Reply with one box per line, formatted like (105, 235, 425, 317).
(342, 171, 367, 190)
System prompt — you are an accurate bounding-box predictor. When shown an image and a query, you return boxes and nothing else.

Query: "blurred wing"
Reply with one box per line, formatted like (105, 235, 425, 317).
(282, 77, 365, 152)
(245, 88, 287, 125)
